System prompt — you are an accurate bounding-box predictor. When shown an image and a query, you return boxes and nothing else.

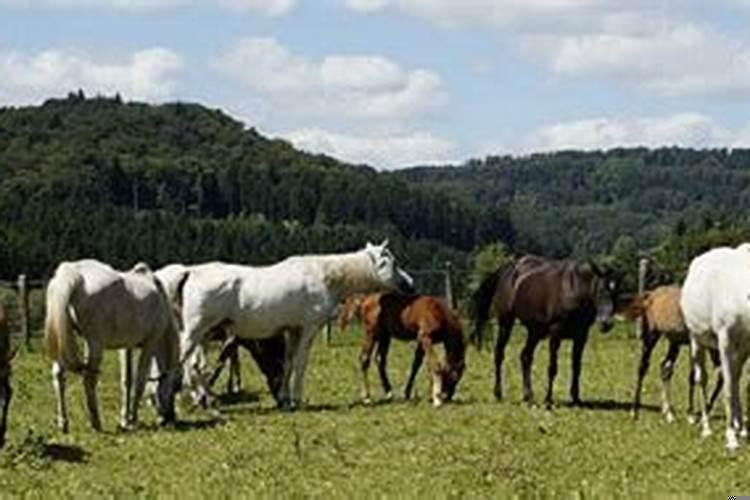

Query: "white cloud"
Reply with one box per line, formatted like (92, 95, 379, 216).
(0, 47, 184, 104)
(218, 0, 295, 16)
(523, 18, 750, 97)
(0, 0, 186, 10)
(284, 128, 457, 168)
(523, 113, 734, 152)
(215, 36, 446, 120)
(0, 0, 296, 14)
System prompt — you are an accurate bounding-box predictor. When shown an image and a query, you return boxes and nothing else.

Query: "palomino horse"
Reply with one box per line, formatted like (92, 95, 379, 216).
(625, 285, 722, 422)
(471, 255, 620, 408)
(0, 304, 17, 447)
(155, 264, 285, 405)
(174, 241, 414, 409)
(45, 260, 178, 432)
(681, 244, 750, 453)
(359, 293, 466, 407)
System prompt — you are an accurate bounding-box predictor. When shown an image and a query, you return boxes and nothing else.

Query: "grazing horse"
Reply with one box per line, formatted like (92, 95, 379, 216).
(0, 304, 16, 448)
(681, 244, 750, 452)
(155, 264, 285, 405)
(45, 260, 178, 432)
(625, 285, 722, 422)
(174, 241, 414, 409)
(471, 255, 620, 408)
(359, 293, 466, 407)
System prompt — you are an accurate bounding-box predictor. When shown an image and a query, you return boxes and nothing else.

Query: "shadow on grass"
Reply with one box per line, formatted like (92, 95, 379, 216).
(563, 398, 658, 413)
(216, 390, 262, 406)
(169, 418, 225, 432)
(43, 443, 88, 463)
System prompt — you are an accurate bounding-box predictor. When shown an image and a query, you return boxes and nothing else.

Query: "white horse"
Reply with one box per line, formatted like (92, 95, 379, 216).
(45, 259, 179, 432)
(681, 244, 750, 452)
(174, 241, 414, 409)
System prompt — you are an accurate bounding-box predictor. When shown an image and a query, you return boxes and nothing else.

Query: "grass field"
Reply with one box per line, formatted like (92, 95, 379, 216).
(0, 323, 748, 498)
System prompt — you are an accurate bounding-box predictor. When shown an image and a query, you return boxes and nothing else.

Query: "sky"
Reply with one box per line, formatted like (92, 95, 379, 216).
(2, 1, 750, 169)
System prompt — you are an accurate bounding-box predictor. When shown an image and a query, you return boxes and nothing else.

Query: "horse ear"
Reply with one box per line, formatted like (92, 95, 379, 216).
(380, 239, 389, 248)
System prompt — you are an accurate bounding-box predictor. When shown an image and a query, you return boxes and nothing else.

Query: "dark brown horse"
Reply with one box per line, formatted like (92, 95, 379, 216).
(0, 304, 15, 448)
(471, 255, 620, 408)
(624, 285, 722, 422)
(360, 293, 466, 407)
(207, 332, 285, 404)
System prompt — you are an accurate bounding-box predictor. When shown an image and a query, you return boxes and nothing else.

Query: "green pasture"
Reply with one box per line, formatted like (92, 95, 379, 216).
(0, 323, 748, 498)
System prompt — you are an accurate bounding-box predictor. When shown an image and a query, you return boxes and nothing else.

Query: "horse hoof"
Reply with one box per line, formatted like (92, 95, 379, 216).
(686, 414, 698, 425)
(700, 427, 713, 439)
(571, 398, 583, 407)
(432, 398, 443, 408)
(362, 397, 372, 406)
(383, 391, 393, 402)
(664, 412, 676, 424)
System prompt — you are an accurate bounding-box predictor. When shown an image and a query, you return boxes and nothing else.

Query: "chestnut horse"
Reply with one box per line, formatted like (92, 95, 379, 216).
(359, 293, 466, 407)
(625, 285, 722, 422)
(471, 255, 620, 408)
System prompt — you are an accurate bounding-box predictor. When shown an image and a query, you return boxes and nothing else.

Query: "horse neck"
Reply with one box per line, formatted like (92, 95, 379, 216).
(443, 328, 466, 365)
(321, 252, 380, 301)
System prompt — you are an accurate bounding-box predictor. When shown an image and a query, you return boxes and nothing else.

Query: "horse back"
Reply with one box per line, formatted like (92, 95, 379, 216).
(512, 260, 596, 325)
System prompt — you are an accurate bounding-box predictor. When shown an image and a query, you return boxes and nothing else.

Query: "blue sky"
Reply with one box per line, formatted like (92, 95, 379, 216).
(2, 0, 750, 169)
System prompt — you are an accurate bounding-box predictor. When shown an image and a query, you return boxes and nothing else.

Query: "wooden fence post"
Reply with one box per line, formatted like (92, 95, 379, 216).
(444, 261, 455, 309)
(17, 274, 30, 347)
(635, 257, 649, 339)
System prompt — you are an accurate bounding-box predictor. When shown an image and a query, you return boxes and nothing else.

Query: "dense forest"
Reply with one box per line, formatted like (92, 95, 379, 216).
(2, 93, 750, 294)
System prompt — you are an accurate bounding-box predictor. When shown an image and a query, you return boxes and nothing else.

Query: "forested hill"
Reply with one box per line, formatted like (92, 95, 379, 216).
(393, 149, 750, 257)
(0, 93, 512, 279)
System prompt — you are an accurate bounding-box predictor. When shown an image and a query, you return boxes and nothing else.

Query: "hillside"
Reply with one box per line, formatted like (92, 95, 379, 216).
(393, 148, 750, 257)
(0, 93, 511, 280)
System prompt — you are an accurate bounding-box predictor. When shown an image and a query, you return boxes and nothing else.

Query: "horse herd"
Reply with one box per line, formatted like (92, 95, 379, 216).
(0, 241, 749, 455)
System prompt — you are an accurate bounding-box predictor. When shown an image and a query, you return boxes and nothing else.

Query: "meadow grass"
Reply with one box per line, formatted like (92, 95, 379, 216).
(0, 323, 748, 498)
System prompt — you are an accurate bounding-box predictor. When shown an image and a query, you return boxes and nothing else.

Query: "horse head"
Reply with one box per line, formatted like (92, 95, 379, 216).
(0, 304, 13, 448)
(365, 240, 415, 294)
(584, 259, 622, 333)
(439, 359, 465, 402)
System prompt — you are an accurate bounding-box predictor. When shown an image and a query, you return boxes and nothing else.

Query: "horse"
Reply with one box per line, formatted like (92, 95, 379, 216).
(155, 264, 285, 405)
(0, 303, 17, 448)
(359, 293, 466, 407)
(624, 285, 722, 422)
(44, 260, 179, 432)
(471, 255, 620, 408)
(338, 294, 365, 337)
(681, 244, 750, 453)
(173, 241, 414, 409)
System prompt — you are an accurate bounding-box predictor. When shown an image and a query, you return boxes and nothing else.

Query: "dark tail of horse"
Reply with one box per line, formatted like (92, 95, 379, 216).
(469, 262, 512, 350)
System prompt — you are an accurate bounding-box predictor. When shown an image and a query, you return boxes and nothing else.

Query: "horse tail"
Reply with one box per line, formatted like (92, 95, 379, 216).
(469, 262, 512, 349)
(44, 263, 85, 373)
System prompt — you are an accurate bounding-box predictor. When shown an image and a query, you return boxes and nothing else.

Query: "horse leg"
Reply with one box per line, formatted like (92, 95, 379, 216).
(494, 316, 513, 401)
(717, 329, 742, 453)
(520, 332, 541, 406)
(82, 343, 103, 432)
(544, 335, 561, 410)
(570, 331, 589, 406)
(228, 342, 242, 394)
(290, 327, 317, 408)
(119, 349, 133, 429)
(404, 345, 425, 400)
(279, 329, 302, 409)
(691, 339, 712, 438)
(632, 330, 659, 420)
(208, 336, 239, 392)
(707, 348, 723, 416)
(420, 334, 443, 407)
(129, 341, 159, 428)
(375, 335, 393, 400)
(359, 328, 377, 404)
(659, 339, 680, 423)
(51, 361, 69, 433)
